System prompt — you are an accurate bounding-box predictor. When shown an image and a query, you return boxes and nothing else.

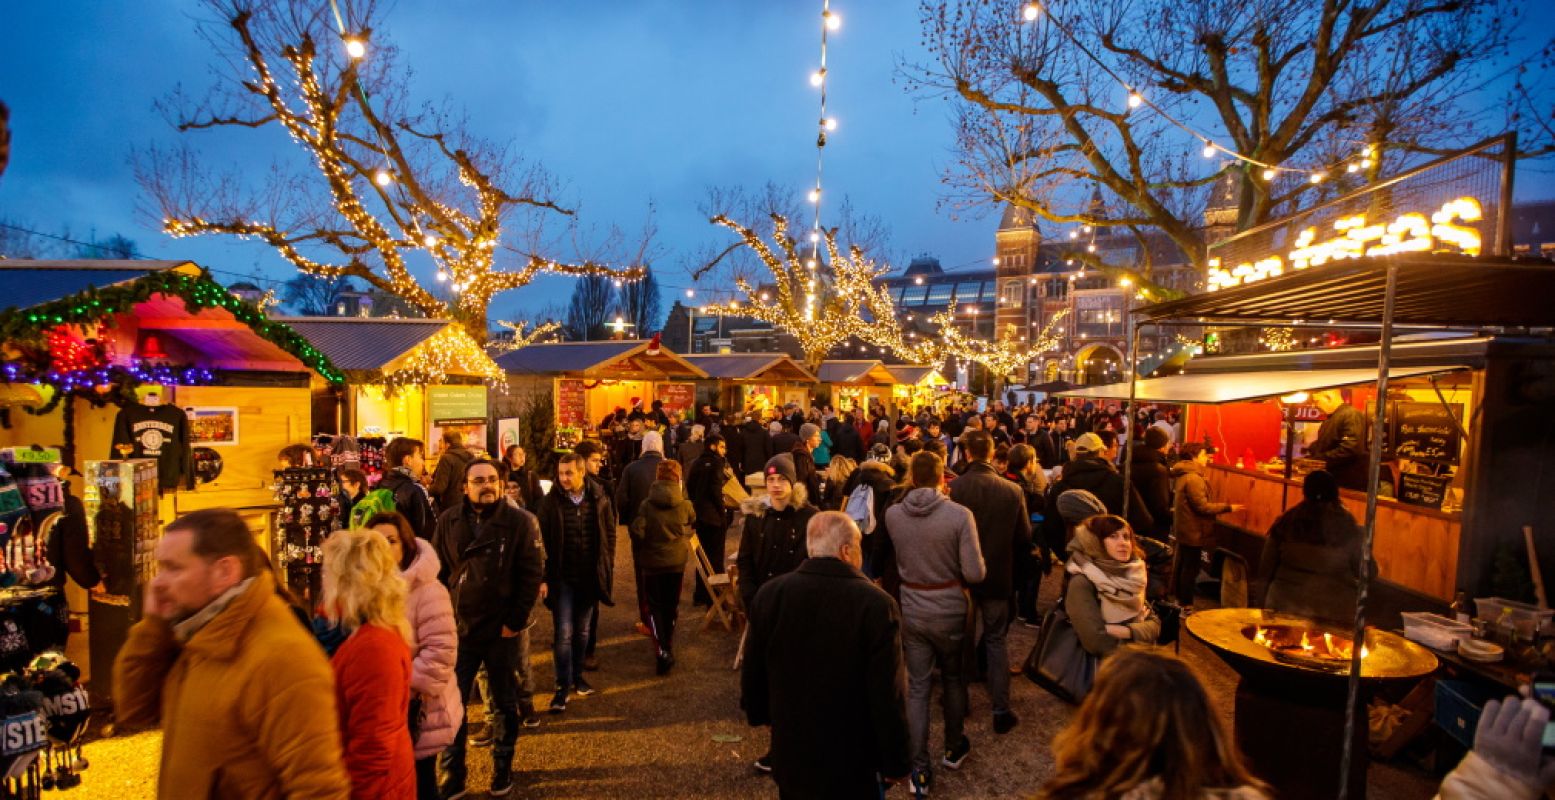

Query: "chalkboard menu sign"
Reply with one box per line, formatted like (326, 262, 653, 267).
(657, 383, 695, 418)
(1391, 402, 1462, 464)
(1398, 472, 1451, 509)
(557, 379, 586, 427)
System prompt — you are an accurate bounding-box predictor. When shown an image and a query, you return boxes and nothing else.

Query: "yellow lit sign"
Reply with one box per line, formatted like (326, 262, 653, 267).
(1207, 196, 1484, 291)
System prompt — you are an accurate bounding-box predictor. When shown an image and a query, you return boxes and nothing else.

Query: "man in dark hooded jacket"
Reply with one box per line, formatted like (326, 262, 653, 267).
(1128, 426, 1174, 538)
(1041, 433, 1154, 553)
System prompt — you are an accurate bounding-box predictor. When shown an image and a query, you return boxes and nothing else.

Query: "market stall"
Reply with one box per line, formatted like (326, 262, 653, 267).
(882, 364, 952, 413)
(816, 360, 898, 415)
(494, 340, 706, 450)
(681, 353, 816, 417)
(282, 317, 504, 463)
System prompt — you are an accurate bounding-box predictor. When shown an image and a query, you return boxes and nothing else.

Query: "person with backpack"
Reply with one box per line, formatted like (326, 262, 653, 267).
(380, 437, 436, 540)
(428, 430, 477, 516)
(841, 447, 897, 580)
(886, 451, 985, 798)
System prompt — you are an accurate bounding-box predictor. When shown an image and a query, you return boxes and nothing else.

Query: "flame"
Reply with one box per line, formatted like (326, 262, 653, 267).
(1301, 631, 1313, 652)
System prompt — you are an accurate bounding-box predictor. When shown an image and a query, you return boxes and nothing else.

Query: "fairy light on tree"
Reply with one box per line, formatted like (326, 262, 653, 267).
(141, 0, 642, 343)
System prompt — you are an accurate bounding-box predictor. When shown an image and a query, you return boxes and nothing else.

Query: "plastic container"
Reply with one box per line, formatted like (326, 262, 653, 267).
(1401, 612, 1472, 650)
(1473, 597, 1554, 639)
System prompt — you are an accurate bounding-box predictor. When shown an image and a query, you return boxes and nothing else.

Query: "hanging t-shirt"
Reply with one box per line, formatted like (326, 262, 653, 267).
(110, 404, 192, 491)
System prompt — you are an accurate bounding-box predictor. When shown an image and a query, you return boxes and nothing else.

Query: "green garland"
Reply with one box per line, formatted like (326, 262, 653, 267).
(0, 269, 345, 384)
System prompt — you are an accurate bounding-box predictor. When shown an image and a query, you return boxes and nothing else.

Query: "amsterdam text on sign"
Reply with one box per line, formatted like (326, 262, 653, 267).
(1207, 197, 1484, 292)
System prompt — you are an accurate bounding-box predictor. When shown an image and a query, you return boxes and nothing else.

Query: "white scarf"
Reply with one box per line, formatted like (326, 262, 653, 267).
(1066, 553, 1148, 624)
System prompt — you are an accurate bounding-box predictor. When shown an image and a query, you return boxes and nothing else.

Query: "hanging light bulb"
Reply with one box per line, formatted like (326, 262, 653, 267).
(1202, 143, 1217, 158)
(374, 169, 393, 186)
(344, 37, 367, 59)
(1127, 92, 1143, 109)
(1261, 168, 1277, 181)
(810, 69, 826, 87)
(823, 117, 838, 132)
(807, 187, 821, 203)
(824, 10, 842, 30)
(1023, 3, 1041, 21)
(423, 234, 439, 247)
(992, 256, 1001, 265)
(685, 288, 695, 298)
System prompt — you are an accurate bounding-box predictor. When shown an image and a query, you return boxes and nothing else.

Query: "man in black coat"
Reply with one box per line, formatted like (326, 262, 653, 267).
(947, 430, 1031, 735)
(1307, 389, 1369, 491)
(737, 416, 772, 477)
(432, 459, 546, 797)
(768, 421, 800, 458)
(380, 436, 436, 540)
(736, 455, 819, 612)
(829, 413, 864, 463)
(1042, 433, 1155, 551)
(536, 453, 617, 709)
(1129, 426, 1174, 538)
(686, 434, 733, 606)
(427, 429, 477, 515)
(741, 511, 910, 798)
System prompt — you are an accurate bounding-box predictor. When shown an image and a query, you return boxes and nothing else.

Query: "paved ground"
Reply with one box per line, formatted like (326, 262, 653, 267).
(77, 524, 1449, 798)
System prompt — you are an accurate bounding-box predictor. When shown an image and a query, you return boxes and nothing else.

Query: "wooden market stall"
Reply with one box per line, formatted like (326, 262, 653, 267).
(494, 340, 707, 450)
(282, 317, 504, 463)
(817, 360, 898, 415)
(681, 353, 817, 417)
(882, 364, 953, 413)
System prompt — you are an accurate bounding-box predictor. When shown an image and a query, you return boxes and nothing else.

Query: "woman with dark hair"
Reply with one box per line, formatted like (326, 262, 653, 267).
(1040, 650, 1269, 799)
(502, 445, 543, 510)
(790, 446, 824, 509)
(1256, 470, 1368, 624)
(364, 512, 460, 799)
(1065, 515, 1160, 658)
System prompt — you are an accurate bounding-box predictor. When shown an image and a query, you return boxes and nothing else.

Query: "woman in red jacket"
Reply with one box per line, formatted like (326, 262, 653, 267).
(322, 528, 416, 800)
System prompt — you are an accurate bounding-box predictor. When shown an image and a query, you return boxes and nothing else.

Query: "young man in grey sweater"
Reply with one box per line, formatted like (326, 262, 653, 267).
(885, 451, 986, 797)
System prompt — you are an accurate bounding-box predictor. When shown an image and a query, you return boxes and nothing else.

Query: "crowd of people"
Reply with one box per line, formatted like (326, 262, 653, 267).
(108, 402, 1552, 799)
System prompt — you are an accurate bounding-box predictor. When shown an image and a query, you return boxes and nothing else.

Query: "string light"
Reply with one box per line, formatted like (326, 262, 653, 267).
(1202, 143, 1217, 158)
(1022, 3, 1041, 21)
(343, 37, 366, 59)
(373, 169, 393, 186)
(1127, 92, 1143, 109)
(1262, 168, 1277, 180)
(810, 69, 826, 87)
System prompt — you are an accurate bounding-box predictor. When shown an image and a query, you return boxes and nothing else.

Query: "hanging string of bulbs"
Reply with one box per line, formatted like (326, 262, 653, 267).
(808, 2, 842, 269)
(1017, 1, 1378, 186)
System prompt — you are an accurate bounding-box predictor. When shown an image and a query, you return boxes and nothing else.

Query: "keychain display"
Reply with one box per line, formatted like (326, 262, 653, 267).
(272, 468, 342, 604)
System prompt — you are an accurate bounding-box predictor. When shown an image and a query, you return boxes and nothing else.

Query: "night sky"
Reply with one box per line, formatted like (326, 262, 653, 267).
(2, 2, 1552, 324)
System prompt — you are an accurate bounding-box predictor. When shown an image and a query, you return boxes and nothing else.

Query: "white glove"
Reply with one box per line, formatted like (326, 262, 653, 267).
(1472, 695, 1555, 791)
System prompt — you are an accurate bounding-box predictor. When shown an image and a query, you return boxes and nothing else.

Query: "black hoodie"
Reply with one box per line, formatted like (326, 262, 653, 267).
(1042, 456, 1154, 547)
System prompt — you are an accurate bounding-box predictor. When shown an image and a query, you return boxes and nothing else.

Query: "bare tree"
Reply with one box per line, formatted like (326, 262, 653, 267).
(565, 275, 615, 341)
(138, 0, 641, 341)
(616, 265, 664, 335)
(906, 0, 1551, 293)
(282, 273, 357, 316)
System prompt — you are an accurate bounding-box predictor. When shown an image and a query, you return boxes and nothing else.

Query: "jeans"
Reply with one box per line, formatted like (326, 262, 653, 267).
(642, 569, 684, 655)
(439, 636, 520, 785)
(692, 521, 727, 605)
(975, 596, 1013, 715)
(551, 580, 597, 690)
(903, 610, 968, 772)
(475, 626, 536, 715)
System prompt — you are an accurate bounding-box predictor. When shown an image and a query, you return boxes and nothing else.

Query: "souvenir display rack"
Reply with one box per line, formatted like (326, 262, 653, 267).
(271, 467, 341, 605)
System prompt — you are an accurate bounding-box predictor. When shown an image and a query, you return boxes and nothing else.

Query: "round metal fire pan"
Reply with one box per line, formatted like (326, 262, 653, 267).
(1186, 608, 1438, 683)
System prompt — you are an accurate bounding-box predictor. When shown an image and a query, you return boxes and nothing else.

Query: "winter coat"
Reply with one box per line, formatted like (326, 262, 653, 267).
(630, 480, 696, 573)
(536, 480, 618, 605)
(1129, 447, 1174, 538)
(1258, 501, 1367, 624)
(830, 422, 864, 463)
(770, 430, 799, 458)
(432, 499, 546, 642)
(884, 488, 986, 622)
(741, 558, 910, 799)
(1043, 456, 1155, 548)
(813, 430, 833, 467)
(614, 450, 664, 529)
(1065, 570, 1161, 658)
(1170, 460, 1231, 548)
(401, 538, 462, 759)
(506, 465, 543, 511)
(379, 469, 436, 541)
(738, 421, 773, 477)
(113, 570, 350, 800)
(736, 497, 818, 610)
(677, 440, 705, 478)
(686, 450, 732, 528)
(949, 462, 1032, 601)
(841, 461, 897, 564)
(332, 623, 415, 800)
(428, 445, 476, 515)
(1308, 403, 1369, 490)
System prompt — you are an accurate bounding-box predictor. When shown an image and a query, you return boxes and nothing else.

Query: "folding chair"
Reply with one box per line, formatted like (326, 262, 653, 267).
(690, 535, 740, 634)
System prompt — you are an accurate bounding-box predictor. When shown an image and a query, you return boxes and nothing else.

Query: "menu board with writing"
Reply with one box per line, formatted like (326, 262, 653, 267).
(1391, 402, 1462, 464)
(556, 379, 586, 427)
(1398, 472, 1451, 509)
(657, 382, 695, 419)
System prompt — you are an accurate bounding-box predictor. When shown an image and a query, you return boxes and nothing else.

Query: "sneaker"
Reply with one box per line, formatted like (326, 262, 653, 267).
(437, 780, 468, 800)
(753, 752, 773, 774)
(583, 654, 601, 672)
(993, 710, 1020, 735)
(941, 736, 971, 770)
(634, 621, 653, 637)
(573, 678, 596, 696)
(469, 724, 492, 748)
(489, 763, 513, 797)
(656, 651, 675, 675)
(549, 689, 568, 714)
(521, 713, 542, 729)
(909, 768, 932, 797)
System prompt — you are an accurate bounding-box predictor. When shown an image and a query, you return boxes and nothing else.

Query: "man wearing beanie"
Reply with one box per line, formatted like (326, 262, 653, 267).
(1041, 433, 1154, 577)
(736, 453, 819, 776)
(616, 430, 667, 636)
(799, 422, 829, 468)
(1129, 426, 1174, 538)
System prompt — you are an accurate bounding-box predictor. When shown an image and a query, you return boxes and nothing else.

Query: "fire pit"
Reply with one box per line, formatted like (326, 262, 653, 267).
(1188, 609, 1437, 800)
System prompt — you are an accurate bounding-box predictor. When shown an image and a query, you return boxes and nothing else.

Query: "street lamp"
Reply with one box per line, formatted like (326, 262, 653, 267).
(685, 289, 696, 352)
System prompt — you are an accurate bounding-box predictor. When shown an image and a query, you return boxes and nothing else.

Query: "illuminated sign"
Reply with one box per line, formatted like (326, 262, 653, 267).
(1207, 197, 1484, 291)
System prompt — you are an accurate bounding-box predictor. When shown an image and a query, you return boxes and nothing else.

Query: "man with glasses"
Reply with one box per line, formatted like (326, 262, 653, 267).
(433, 460, 546, 798)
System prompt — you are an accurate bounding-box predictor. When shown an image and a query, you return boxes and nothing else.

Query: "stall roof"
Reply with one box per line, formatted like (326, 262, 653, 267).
(281, 318, 451, 371)
(0, 260, 199, 312)
(818, 360, 898, 385)
(882, 365, 947, 387)
(1134, 255, 1555, 328)
(495, 340, 707, 379)
(681, 354, 816, 382)
(1057, 365, 1470, 404)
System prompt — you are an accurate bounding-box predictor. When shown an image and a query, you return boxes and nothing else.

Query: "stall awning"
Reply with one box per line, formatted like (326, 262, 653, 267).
(681, 354, 817, 383)
(882, 365, 947, 387)
(494, 340, 707, 380)
(818, 360, 897, 385)
(1057, 365, 1470, 404)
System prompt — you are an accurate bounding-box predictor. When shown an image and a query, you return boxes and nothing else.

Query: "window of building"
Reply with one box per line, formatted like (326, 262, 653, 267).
(926, 283, 954, 305)
(1075, 307, 1124, 338)
(891, 285, 906, 303)
(1000, 281, 1023, 307)
(955, 281, 984, 304)
(901, 284, 927, 305)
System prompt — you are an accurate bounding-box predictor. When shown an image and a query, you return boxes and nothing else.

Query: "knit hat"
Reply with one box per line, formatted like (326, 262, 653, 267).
(1073, 432, 1107, 455)
(799, 422, 820, 441)
(1144, 426, 1171, 450)
(1055, 489, 1108, 527)
(763, 454, 797, 484)
(868, 443, 892, 462)
(641, 431, 664, 455)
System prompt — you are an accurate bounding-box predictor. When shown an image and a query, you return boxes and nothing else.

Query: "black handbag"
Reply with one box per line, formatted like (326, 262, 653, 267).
(1022, 599, 1098, 704)
(1151, 598, 1185, 647)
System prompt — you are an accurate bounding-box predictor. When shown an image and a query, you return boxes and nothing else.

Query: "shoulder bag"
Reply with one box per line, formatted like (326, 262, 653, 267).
(1022, 597, 1098, 704)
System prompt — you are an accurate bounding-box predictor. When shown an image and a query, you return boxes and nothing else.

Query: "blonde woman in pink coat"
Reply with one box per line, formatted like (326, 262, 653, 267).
(367, 512, 462, 800)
